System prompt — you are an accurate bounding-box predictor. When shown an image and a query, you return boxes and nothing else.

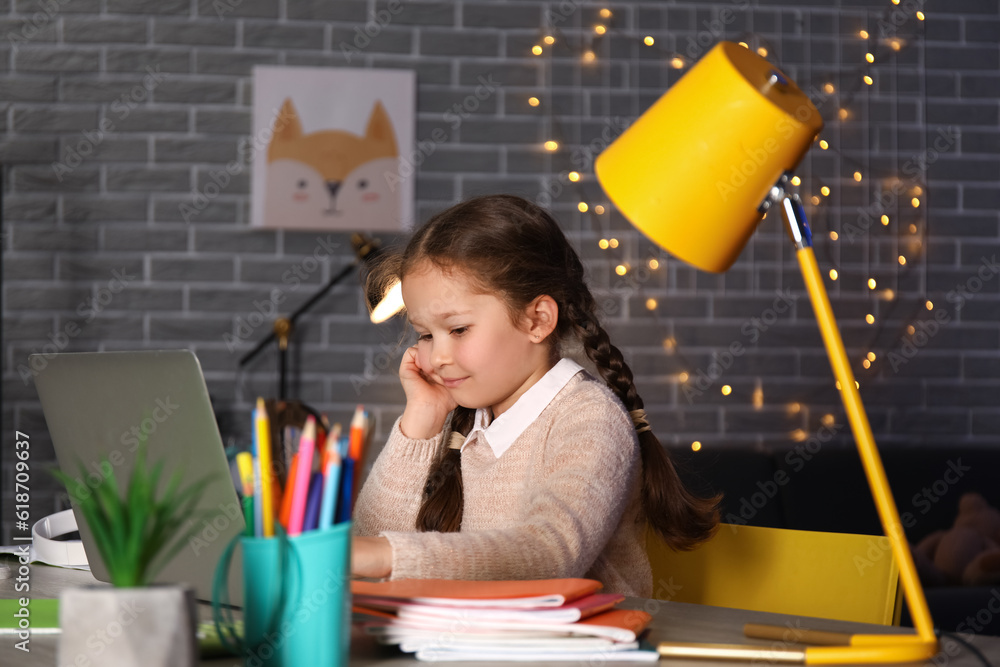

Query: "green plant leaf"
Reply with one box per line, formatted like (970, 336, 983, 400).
(52, 464, 122, 582)
(144, 473, 218, 582)
(49, 426, 224, 588)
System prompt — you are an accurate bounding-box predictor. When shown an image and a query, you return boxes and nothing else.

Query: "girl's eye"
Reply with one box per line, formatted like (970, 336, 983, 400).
(451, 327, 468, 336)
(416, 333, 432, 342)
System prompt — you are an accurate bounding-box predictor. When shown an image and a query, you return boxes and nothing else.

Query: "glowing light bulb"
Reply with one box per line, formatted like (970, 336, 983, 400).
(583, 50, 596, 63)
(859, 30, 869, 39)
(811, 196, 821, 205)
(670, 57, 685, 69)
(738, 42, 749, 49)
(791, 176, 801, 186)
(677, 371, 689, 382)
(868, 278, 877, 289)
(909, 224, 917, 234)
(568, 171, 580, 182)
(615, 264, 627, 276)
(819, 140, 829, 149)
(913, 186, 923, 195)
(907, 325, 916, 335)
(863, 359, 871, 369)
(916, 11, 925, 20)
(598, 239, 609, 249)
(830, 231, 839, 241)
(882, 215, 890, 225)
(898, 255, 907, 266)
(544, 35, 555, 45)
(594, 24, 606, 35)
(890, 39, 902, 51)
(644, 36, 654, 46)
(925, 300, 934, 310)
(866, 313, 875, 324)
(911, 197, 921, 208)
(532, 45, 543, 56)
(864, 75, 873, 85)
(578, 202, 588, 212)
(600, 8, 611, 18)
(594, 204, 605, 214)
(788, 402, 801, 414)
(528, 96, 540, 107)
(824, 83, 835, 94)
(663, 337, 676, 351)
(645, 298, 657, 310)
(830, 269, 839, 281)
(866, 53, 875, 63)
(721, 385, 732, 396)
(648, 258, 659, 270)
(544, 140, 558, 151)
(691, 441, 702, 452)
(608, 238, 619, 248)
(756, 47, 768, 57)
(854, 171, 862, 182)
(791, 429, 807, 442)
(821, 186, 830, 196)
(867, 352, 877, 362)
(821, 413, 835, 427)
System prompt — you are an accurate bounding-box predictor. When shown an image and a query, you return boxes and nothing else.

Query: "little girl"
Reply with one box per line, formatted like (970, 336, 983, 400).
(351, 194, 718, 596)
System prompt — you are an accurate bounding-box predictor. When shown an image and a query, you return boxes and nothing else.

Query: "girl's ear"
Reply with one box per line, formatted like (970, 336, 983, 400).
(524, 295, 559, 342)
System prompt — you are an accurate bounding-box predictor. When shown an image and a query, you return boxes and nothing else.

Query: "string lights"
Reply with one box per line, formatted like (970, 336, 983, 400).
(528, 3, 928, 445)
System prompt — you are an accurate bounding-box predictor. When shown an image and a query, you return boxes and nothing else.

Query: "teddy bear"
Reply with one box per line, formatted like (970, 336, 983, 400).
(912, 492, 1000, 587)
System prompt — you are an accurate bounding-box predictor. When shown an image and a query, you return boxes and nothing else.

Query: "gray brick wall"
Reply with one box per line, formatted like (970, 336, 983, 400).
(2, 0, 998, 542)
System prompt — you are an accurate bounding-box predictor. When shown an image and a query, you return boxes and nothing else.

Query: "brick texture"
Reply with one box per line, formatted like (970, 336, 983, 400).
(2, 1, 999, 542)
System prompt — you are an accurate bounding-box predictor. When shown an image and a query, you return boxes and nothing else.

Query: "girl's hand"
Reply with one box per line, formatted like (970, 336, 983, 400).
(352, 536, 393, 579)
(398, 346, 457, 439)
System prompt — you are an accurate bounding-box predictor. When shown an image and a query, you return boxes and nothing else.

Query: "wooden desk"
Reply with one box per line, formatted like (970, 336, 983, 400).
(3, 558, 999, 666)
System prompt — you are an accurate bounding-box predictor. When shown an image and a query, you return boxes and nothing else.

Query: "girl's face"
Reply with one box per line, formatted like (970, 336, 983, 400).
(401, 262, 553, 418)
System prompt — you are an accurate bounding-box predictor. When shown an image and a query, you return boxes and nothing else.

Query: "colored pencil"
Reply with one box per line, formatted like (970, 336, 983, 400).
(302, 471, 324, 532)
(319, 444, 342, 529)
(337, 457, 354, 524)
(255, 398, 275, 538)
(287, 416, 316, 536)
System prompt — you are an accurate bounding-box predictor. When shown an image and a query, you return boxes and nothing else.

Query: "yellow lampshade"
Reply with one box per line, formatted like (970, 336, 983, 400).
(594, 41, 823, 272)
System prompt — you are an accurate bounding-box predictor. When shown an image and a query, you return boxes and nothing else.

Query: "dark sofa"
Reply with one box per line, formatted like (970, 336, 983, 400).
(670, 443, 1000, 636)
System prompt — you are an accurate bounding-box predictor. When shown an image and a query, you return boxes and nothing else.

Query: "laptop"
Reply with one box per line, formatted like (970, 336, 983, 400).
(31, 350, 244, 605)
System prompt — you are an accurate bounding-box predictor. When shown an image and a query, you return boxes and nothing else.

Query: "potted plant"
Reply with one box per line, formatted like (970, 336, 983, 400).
(52, 439, 215, 667)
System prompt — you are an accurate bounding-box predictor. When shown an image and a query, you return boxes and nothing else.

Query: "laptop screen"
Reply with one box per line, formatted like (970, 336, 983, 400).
(31, 349, 244, 604)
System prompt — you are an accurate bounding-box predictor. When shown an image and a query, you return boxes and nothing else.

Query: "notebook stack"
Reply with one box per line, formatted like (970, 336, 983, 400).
(351, 578, 658, 662)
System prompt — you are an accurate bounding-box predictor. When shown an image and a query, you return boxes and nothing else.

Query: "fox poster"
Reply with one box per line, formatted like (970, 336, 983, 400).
(251, 66, 415, 231)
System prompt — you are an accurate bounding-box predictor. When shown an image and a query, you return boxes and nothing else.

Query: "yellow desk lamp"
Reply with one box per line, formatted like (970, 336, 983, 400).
(595, 41, 938, 665)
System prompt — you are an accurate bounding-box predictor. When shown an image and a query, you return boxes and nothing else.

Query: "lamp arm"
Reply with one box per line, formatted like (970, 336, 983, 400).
(238, 258, 359, 372)
(781, 197, 937, 646)
(238, 233, 383, 401)
(239, 233, 380, 369)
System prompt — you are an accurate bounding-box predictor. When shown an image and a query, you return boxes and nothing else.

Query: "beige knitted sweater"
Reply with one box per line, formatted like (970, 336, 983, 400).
(353, 371, 653, 597)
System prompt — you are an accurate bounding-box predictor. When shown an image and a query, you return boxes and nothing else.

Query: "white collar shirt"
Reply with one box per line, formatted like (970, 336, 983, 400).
(461, 358, 585, 458)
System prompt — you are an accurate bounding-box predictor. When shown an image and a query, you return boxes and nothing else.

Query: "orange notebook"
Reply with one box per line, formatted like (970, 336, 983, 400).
(351, 578, 603, 609)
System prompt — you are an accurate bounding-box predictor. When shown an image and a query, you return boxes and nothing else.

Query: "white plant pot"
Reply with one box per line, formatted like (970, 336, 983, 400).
(58, 584, 197, 667)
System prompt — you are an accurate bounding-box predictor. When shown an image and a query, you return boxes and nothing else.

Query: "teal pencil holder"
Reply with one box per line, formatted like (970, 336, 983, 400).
(213, 523, 352, 667)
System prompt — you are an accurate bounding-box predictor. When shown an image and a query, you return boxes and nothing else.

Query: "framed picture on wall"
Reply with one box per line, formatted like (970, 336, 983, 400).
(250, 65, 416, 231)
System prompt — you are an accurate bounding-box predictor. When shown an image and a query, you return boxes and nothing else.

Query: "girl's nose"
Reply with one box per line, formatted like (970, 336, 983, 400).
(430, 339, 451, 368)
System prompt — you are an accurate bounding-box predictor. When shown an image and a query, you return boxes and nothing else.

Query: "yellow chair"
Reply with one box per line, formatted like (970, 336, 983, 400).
(647, 523, 902, 626)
